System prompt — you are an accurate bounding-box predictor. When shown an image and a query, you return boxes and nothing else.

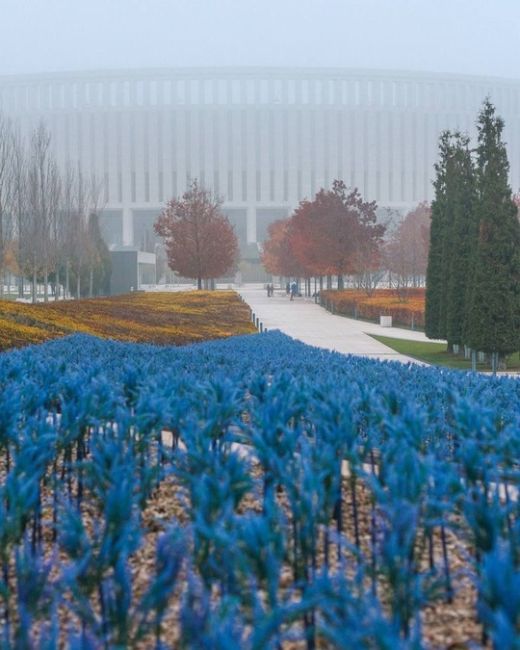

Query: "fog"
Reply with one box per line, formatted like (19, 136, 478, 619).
(0, 0, 519, 294)
(0, 0, 519, 79)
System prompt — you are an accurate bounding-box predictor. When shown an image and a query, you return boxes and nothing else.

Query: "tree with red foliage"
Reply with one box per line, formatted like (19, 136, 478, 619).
(289, 180, 385, 288)
(261, 219, 306, 278)
(385, 203, 431, 296)
(514, 192, 520, 217)
(288, 197, 331, 278)
(154, 180, 238, 289)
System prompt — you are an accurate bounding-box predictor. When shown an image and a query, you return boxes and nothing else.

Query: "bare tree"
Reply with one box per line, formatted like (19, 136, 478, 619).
(0, 114, 15, 297)
(385, 203, 431, 299)
(61, 163, 78, 299)
(353, 207, 393, 295)
(26, 123, 58, 302)
(47, 163, 62, 300)
(60, 163, 104, 299)
(85, 175, 105, 298)
(0, 116, 107, 303)
(71, 167, 102, 299)
(10, 126, 29, 298)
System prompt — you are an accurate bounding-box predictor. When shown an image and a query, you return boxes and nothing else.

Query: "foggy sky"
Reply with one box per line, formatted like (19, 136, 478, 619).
(0, 0, 519, 80)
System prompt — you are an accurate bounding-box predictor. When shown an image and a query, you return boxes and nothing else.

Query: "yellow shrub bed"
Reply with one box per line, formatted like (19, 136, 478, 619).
(322, 289, 425, 328)
(0, 291, 256, 351)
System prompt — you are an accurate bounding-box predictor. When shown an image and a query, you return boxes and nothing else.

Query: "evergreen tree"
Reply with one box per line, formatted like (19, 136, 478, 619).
(445, 133, 477, 348)
(465, 99, 520, 364)
(86, 212, 111, 296)
(66, 213, 111, 297)
(425, 131, 452, 340)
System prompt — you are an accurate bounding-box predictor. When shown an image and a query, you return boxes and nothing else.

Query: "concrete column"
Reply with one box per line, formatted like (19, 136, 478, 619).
(246, 104, 256, 208)
(164, 108, 173, 200)
(107, 111, 117, 206)
(149, 109, 159, 203)
(247, 205, 256, 243)
(260, 108, 269, 201)
(122, 206, 133, 246)
(135, 112, 145, 202)
(177, 108, 187, 193)
(366, 105, 377, 199)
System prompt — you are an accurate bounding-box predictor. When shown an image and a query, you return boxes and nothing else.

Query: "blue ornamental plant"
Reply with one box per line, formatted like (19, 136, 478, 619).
(0, 331, 519, 645)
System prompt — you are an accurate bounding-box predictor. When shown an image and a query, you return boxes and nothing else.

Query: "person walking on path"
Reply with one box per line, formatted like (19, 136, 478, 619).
(290, 281, 297, 301)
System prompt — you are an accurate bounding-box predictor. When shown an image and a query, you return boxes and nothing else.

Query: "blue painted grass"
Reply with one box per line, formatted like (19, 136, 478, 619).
(0, 331, 519, 647)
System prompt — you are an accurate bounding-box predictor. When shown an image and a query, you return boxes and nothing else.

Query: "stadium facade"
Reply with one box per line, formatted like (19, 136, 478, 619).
(0, 67, 519, 253)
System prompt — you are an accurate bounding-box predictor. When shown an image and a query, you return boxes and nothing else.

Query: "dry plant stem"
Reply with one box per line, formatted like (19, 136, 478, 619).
(440, 523, 453, 603)
(369, 451, 378, 596)
(350, 474, 361, 549)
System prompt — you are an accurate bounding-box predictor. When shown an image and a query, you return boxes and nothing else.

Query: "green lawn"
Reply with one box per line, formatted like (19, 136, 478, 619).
(370, 334, 520, 371)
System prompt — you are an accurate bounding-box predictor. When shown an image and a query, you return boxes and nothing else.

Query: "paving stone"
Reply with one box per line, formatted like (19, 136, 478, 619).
(239, 287, 444, 365)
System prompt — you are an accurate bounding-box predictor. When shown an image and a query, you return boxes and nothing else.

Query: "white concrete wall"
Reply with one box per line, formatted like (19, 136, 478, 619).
(1, 68, 519, 247)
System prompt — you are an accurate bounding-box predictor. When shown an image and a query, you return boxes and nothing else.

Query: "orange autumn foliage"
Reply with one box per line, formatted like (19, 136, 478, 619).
(0, 291, 256, 351)
(322, 288, 425, 328)
(262, 181, 385, 279)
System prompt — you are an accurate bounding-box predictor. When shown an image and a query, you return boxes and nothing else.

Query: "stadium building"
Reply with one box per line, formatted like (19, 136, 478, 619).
(0, 67, 519, 256)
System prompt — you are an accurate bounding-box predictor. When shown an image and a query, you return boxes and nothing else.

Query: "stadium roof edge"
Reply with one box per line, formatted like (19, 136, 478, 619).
(0, 66, 519, 86)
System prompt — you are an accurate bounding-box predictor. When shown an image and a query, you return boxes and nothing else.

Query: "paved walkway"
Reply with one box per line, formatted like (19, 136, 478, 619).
(238, 287, 443, 364)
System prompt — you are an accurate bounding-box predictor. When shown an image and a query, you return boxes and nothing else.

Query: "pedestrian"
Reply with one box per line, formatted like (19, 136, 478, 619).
(290, 281, 297, 301)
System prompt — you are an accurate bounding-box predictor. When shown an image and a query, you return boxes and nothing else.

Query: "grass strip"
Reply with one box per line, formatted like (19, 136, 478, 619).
(369, 334, 520, 371)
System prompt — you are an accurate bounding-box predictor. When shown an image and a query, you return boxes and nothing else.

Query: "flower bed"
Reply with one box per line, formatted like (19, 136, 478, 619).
(0, 331, 518, 647)
(322, 288, 425, 328)
(0, 291, 256, 350)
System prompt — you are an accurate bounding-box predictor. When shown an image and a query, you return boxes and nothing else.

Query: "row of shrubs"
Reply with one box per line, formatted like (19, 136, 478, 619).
(321, 288, 425, 329)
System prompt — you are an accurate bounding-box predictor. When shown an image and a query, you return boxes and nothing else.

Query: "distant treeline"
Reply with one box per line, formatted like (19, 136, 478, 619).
(0, 113, 110, 301)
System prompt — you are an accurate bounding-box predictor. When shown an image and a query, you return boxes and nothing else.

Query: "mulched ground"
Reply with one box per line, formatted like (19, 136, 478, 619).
(0, 442, 487, 649)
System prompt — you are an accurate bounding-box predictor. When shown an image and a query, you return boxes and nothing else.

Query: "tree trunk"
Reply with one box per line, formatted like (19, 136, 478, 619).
(65, 263, 70, 298)
(326, 275, 332, 289)
(491, 352, 498, 375)
(76, 273, 81, 300)
(18, 274, 24, 298)
(32, 269, 37, 303)
(197, 276, 202, 290)
(338, 275, 344, 290)
(55, 269, 60, 301)
(43, 268, 49, 302)
(89, 267, 94, 298)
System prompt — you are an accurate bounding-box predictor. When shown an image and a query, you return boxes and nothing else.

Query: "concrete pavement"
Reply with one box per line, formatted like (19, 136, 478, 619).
(238, 286, 443, 364)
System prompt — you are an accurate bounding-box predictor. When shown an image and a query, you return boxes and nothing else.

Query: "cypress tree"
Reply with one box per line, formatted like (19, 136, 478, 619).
(445, 133, 477, 348)
(86, 212, 112, 296)
(425, 131, 452, 340)
(465, 99, 520, 366)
